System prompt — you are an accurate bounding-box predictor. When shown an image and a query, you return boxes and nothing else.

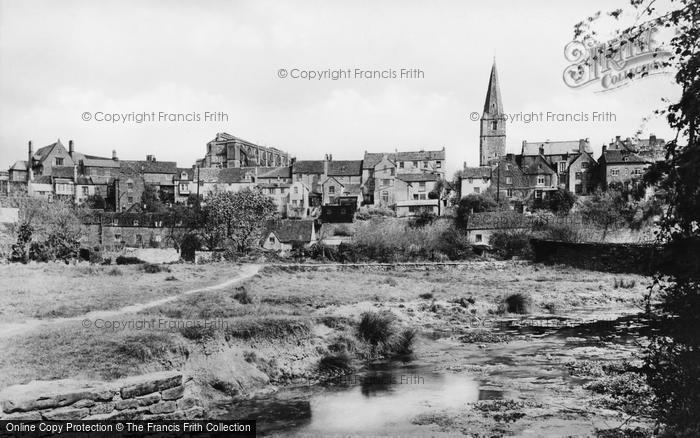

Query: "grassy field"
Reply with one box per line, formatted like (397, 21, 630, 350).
(0, 261, 648, 387)
(0, 262, 239, 322)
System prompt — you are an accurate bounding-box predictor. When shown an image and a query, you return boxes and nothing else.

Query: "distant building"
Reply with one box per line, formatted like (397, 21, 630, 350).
(598, 148, 651, 189)
(480, 61, 506, 166)
(197, 132, 292, 168)
(259, 219, 317, 252)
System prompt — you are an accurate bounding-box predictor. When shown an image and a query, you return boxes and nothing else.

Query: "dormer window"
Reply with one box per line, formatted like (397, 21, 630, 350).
(181, 172, 188, 179)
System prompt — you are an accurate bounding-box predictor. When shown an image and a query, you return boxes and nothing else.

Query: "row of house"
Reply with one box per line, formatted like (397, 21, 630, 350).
(1, 134, 448, 219)
(460, 61, 663, 205)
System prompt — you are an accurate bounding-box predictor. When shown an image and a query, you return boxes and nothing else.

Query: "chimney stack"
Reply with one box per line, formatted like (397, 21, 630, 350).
(28, 140, 34, 181)
(69, 140, 74, 156)
(650, 134, 656, 143)
(579, 139, 586, 152)
(112, 150, 118, 160)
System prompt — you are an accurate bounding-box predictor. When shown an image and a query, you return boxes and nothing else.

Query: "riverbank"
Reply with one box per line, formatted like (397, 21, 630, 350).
(0, 261, 653, 435)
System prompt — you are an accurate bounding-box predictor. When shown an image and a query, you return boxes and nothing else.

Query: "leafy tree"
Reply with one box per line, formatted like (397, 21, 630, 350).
(530, 188, 577, 215)
(85, 194, 106, 210)
(454, 193, 498, 229)
(201, 188, 277, 251)
(141, 185, 166, 213)
(577, 1, 699, 434)
(578, 189, 625, 241)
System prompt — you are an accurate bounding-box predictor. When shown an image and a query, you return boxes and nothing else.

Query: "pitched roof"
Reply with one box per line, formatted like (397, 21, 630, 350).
(459, 167, 491, 179)
(120, 160, 177, 174)
(33, 140, 64, 161)
(258, 166, 292, 179)
(10, 160, 28, 171)
(261, 220, 315, 244)
(603, 150, 649, 164)
(82, 158, 119, 168)
(363, 150, 445, 169)
(197, 167, 256, 184)
(521, 140, 592, 156)
(328, 160, 362, 176)
(175, 167, 195, 180)
(293, 160, 325, 174)
(483, 61, 503, 115)
(518, 155, 557, 175)
(52, 166, 75, 179)
(396, 172, 440, 183)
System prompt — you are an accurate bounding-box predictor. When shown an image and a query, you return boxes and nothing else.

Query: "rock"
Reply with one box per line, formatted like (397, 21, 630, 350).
(0, 411, 42, 420)
(0, 379, 115, 413)
(72, 399, 96, 409)
(115, 399, 139, 410)
(89, 402, 115, 415)
(120, 372, 182, 399)
(136, 393, 161, 406)
(177, 398, 199, 411)
(149, 401, 177, 415)
(161, 385, 184, 401)
(42, 407, 90, 420)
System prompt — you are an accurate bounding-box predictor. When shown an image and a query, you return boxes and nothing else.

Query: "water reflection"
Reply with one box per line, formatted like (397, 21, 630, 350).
(226, 364, 481, 436)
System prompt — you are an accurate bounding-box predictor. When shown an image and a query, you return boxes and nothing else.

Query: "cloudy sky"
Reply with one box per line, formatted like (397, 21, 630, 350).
(0, 0, 680, 176)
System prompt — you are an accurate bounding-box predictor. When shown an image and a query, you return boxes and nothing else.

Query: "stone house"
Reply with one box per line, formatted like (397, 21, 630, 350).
(259, 219, 317, 252)
(516, 155, 559, 201)
(565, 152, 597, 195)
(598, 148, 651, 189)
(287, 181, 311, 218)
(521, 139, 593, 188)
(459, 166, 492, 197)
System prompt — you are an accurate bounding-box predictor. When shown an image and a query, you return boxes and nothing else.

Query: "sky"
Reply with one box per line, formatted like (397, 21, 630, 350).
(0, 0, 681, 176)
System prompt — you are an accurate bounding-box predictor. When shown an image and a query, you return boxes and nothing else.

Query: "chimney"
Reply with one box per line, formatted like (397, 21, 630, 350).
(112, 150, 118, 160)
(69, 140, 74, 156)
(602, 145, 607, 154)
(463, 161, 466, 169)
(538, 145, 545, 155)
(28, 140, 34, 181)
(650, 134, 656, 144)
(579, 139, 586, 152)
(323, 156, 330, 176)
(615, 135, 621, 142)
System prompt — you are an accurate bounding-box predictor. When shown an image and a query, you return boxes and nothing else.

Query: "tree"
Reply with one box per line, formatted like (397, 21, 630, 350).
(454, 193, 498, 229)
(578, 189, 625, 241)
(85, 194, 106, 210)
(531, 188, 577, 215)
(576, 2, 700, 434)
(141, 185, 166, 213)
(201, 188, 277, 251)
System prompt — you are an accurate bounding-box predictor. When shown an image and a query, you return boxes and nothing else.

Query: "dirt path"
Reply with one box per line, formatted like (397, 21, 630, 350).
(0, 264, 261, 339)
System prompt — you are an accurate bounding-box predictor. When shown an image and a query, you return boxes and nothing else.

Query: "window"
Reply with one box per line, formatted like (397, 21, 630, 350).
(413, 194, 419, 200)
(179, 183, 189, 192)
(423, 161, 428, 169)
(581, 162, 589, 169)
(55, 157, 64, 166)
(506, 177, 512, 184)
(475, 234, 483, 243)
(418, 193, 427, 200)
(381, 191, 389, 203)
(296, 174, 302, 181)
(418, 181, 426, 191)
(127, 196, 134, 204)
(114, 233, 121, 242)
(412, 161, 418, 167)
(133, 220, 139, 226)
(381, 179, 391, 186)
(294, 186, 299, 194)
(269, 236, 275, 243)
(436, 161, 442, 169)
(537, 176, 545, 185)
(474, 187, 480, 194)
(390, 168, 395, 176)
(491, 120, 498, 130)
(127, 182, 134, 190)
(399, 162, 404, 169)
(535, 190, 543, 199)
(82, 187, 88, 196)
(575, 184, 582, 194)
(558, 162, 567, 173)
(328, 186, 335, 194)
(575, 172, 582, 180)
(611, 169, 620, 176)
(507, 189, 513, 197)
(468, 178, 473, 184)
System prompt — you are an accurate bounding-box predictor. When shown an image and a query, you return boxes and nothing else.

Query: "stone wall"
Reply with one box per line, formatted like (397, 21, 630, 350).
(0, 371, 204, 421)
(530, 239, 659, 274)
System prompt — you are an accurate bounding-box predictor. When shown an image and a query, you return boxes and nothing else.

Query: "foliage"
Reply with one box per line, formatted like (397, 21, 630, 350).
(358, 311, 395, 346)
(455, 193, 498, 230)
(576, 1, 700, 434)
(501, 293, 532, 314)
(354, 205, 396, 220)
(10, 222, 33, 263)
(180, 233, 201, 262)
(578, 189, 626, 240)
(529, 188, 577, 214)
(409, 210, 437, 228)
(490, 230, 533, 259)
(115, 255, 144, 265)
(318, 352, 353, 372)
(201, 188, 277, 251)
(84, 195, 106, 210)
(141, 185, 167, 213)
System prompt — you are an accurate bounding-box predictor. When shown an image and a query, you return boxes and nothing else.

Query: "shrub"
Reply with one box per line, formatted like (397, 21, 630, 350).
(419, 292, 434, 300)
(233, 287, 253, 304)
(165, 275, 178, 281)
(318, 352, 353, 372)
(355, 205, 396, 220)
(107, 267, 123, 276)
(333, 224, 353, 237)
(179, 324, 216, 342)
(389, 328, 417, 355)
(541, 223, 582, 243)
(142, 263, 168, 273)
(490, 230, 533, 259)
(180, 233, 201, 262)
(501, 293, 532, 314)
(613, 278, 637, 289)
(116, 255, 144, 265)
(358, 311, 395, 345)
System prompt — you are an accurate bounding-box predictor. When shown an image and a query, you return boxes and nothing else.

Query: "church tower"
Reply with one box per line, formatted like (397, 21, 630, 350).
(479, 61, 506, 166)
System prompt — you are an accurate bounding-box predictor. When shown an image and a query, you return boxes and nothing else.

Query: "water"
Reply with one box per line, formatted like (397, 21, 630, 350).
(218, 312, 648, 436)
(220, 362, 486, 436)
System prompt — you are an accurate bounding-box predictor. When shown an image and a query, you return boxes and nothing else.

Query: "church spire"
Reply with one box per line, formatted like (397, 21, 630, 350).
(483, 60, 503, 116)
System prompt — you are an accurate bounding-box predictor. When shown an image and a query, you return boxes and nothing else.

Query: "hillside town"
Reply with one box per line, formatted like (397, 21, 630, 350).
(0, 62, 665, 255)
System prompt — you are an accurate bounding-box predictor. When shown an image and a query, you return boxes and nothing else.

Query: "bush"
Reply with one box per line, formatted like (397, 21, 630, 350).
(318, 352, 353, 372)
(142, 263, 169, 273)
(116, 255, 144, 265)
(501, 293, 532, 314)
(107, 267, 123, 276)
(333, 224, 353, 236)
(180, 233, 201, 262)
(358, 311, 395, 345)
(419, 292, 434, 300)
(179, 324, 216, 342)
(389, 328, 416, 355)
(490, 230, 533, 259)
(233, 287, 253, 304)
(541, 223, 582, 243)
(354, 206, 396, 220)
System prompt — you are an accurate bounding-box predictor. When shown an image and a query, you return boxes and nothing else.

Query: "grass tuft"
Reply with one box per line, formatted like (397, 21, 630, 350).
(501, 293, 532, 314)
(358, 311, 395, 345)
